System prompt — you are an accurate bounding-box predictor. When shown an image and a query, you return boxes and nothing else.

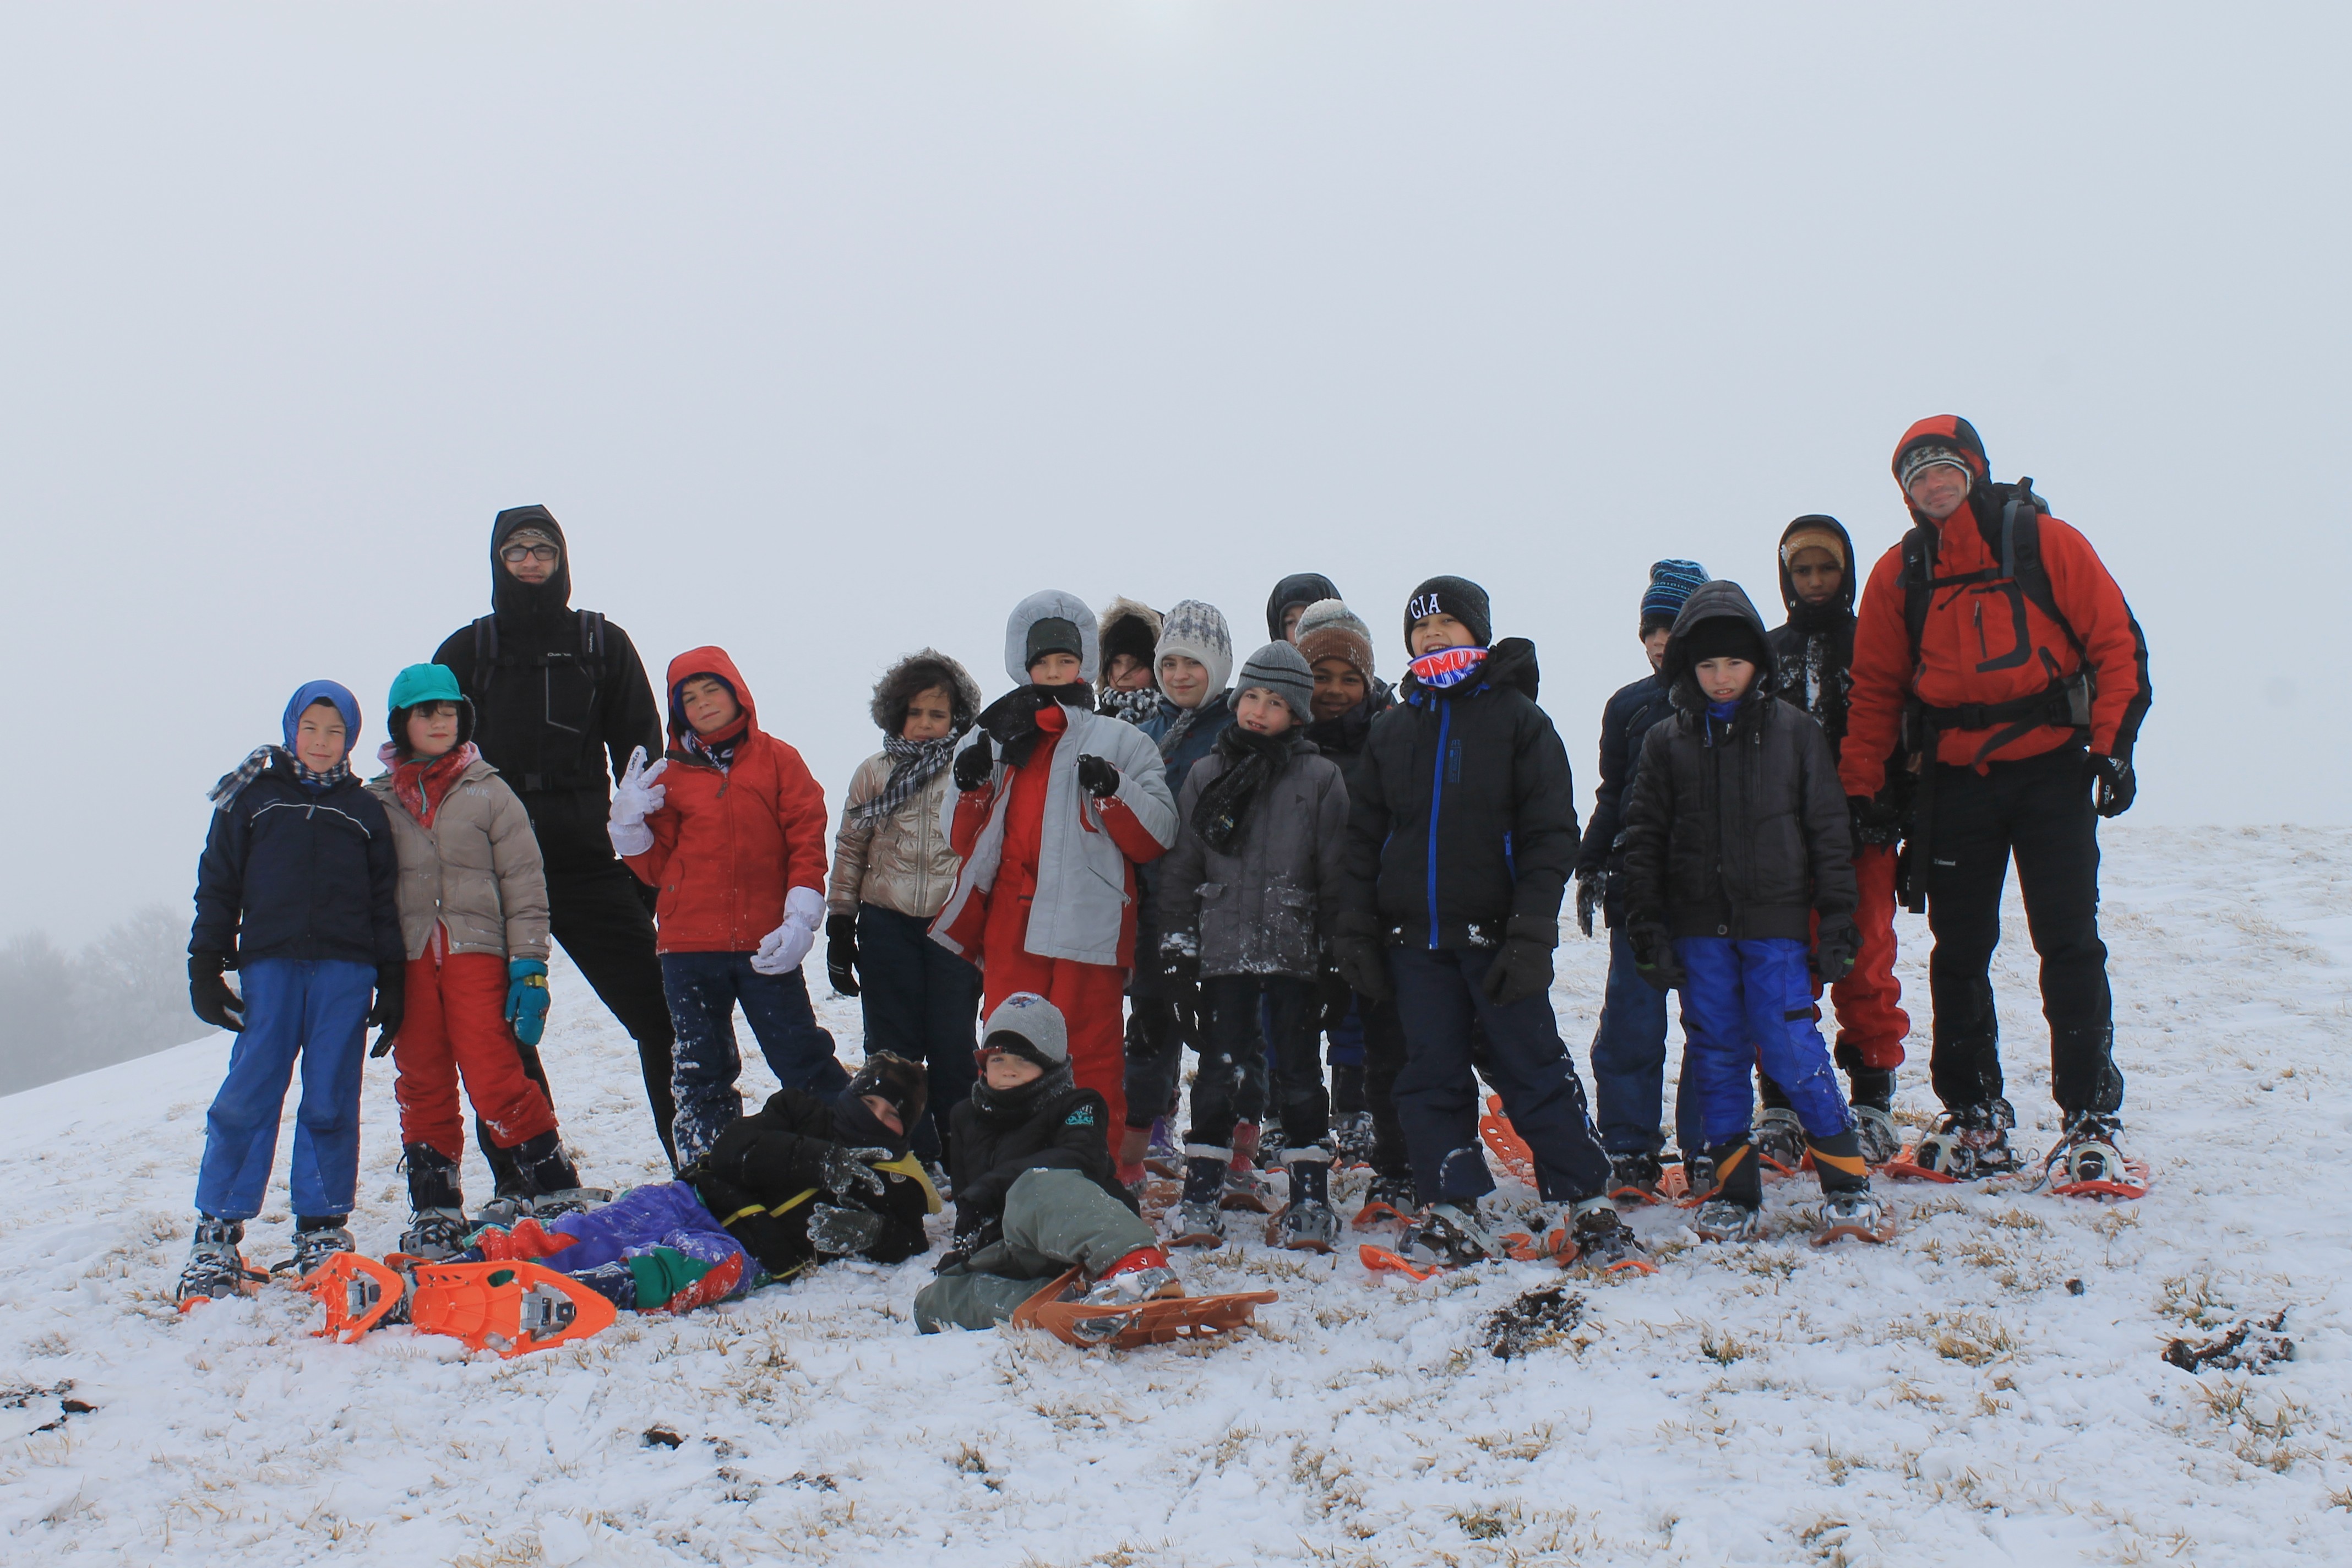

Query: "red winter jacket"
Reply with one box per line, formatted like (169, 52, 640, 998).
(1842, 419, 2149, 796)
(624, 647, 829, 954)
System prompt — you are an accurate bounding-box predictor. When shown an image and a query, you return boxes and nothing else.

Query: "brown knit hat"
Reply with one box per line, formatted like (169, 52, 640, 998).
(1298, 619, 1375, 687)
(1779, 523, 1846, 570)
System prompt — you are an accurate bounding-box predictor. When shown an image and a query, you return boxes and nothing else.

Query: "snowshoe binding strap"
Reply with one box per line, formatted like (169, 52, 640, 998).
(302, 1253, 411, 1342)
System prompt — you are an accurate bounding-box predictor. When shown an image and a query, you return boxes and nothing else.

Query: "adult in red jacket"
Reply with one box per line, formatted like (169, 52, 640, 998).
(612, 646, 846, 1164)
(1842, 417, 2150, 1180)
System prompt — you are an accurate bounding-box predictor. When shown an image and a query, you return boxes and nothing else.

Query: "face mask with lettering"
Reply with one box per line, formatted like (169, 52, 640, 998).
(1407, 646, 1489, 689)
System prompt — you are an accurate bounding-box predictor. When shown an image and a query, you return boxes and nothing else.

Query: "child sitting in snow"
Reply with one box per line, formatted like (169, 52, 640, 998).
(610, 646, 845, 1165)
(916, 994, 1180, 1332)
(366, 663, 595, 1259)
(1618, 581, 1888, 1243)
(469, 1054, 940, 1313)
(1153, 641, 1351, 1253)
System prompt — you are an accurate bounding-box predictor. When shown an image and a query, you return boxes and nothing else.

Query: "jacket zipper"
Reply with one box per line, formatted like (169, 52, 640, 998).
(1974, 599, 1988, 661)
(1426, 701, 1451, 949)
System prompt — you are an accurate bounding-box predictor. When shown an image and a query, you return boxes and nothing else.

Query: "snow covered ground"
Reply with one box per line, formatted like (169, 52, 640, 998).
(3, 824, 2348, 1566)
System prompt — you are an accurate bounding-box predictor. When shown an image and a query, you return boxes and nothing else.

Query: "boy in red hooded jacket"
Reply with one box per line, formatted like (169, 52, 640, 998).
(610, 647, 847, 1164)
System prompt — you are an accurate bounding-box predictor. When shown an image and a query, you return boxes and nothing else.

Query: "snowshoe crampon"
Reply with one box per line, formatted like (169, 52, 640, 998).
(1478, 1096, 1536, 1184)
(1010, 1268, 1273, 1349)
(301, 1252, 410, 1342)
(407, 1260, 616, 1357)
(1812, 1193, 1899, 1247)
(2045, 1143, 2148, 1201)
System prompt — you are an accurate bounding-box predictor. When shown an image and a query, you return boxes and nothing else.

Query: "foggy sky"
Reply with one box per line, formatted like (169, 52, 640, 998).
(3, 3, 2344, 943)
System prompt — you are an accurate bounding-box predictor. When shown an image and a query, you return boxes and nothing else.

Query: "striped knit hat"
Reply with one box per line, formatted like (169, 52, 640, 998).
(1641, 559, 1709, 632)
(1235, 641, 1316, 724)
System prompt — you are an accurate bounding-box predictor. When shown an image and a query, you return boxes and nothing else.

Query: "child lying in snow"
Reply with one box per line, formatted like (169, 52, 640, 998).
(466, 1055, 940, 1312)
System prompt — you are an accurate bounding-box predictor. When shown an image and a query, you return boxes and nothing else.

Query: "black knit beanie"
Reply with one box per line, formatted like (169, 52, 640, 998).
(1402, 575, 1493, 652)
(1680, 615, 1769, 668)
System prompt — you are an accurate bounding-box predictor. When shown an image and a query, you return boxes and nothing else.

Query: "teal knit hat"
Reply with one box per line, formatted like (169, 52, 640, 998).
(386, 663, 464, 713)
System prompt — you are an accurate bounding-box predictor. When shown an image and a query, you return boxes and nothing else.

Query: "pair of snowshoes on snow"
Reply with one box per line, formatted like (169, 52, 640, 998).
(301, 1253, 616, 1356)
(1882, 1102, 2148, 1200)
(1009, 1246, 1276, 1350)
(1361, 1197, 1656, 1282)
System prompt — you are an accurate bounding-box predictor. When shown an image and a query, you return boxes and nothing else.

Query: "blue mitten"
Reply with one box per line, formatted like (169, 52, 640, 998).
(506, 959, 551, 1045)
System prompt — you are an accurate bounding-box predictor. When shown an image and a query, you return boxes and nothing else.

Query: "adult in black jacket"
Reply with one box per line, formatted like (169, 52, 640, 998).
(1332, 578, 1634, 1268)
(917, 993, 1168, 1332)
(1616, 580, 1874, 1233)
(1757, 515, 1909, 1162)
(431, 505, 678, 1172)
(1572, 559, 1707, 1182)
(1265, 571, 1341, 643)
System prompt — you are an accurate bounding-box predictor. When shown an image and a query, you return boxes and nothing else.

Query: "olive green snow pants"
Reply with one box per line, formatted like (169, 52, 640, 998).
(914, 1168, 1155, 1333)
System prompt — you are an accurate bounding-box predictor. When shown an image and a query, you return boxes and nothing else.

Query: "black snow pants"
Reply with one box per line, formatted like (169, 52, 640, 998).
(1923, 745, 2122, 1118)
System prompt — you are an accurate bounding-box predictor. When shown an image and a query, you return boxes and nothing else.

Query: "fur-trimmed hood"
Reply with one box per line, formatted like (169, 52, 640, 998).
(869, 648, 983, 736)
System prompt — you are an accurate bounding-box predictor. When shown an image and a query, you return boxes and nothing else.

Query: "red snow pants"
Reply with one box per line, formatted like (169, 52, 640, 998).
(979, 884, 1129, 1133)
(1815, 843, 1908, 1070)
(395, 949, 559, 1161)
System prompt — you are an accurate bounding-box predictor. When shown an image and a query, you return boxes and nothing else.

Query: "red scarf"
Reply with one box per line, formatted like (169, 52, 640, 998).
(382, 741, 480, 827)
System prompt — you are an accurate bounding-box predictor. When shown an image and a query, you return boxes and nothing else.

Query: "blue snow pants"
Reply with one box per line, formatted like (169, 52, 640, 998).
(1590, 925, 1703, 1158)
(1387, 945, 1613, 1204)
(1675, 937, 1852, 1150)
(854, 903, 981, 1163)
(194, 957, 373, 1222)
(662, 952, 848, 1166)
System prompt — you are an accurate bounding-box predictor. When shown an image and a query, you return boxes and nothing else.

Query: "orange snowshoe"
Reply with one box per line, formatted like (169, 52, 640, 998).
(407, 1260, 616, 1357)
(1478, 1095, 1536, 1184)
(301, 1253, 411, 1342)
(1009, 1268, 1275, 1349)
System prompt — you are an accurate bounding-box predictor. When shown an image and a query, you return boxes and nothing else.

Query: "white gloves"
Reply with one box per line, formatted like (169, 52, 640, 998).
(607, 746, 668, 857)
(752, 886, 827, 975)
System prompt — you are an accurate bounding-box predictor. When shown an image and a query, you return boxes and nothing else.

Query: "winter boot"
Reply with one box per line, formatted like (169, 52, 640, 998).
(175, 1216, 260, 1309)
(1144, 1117, 1184, 1178)
(1081, 1245, 1183, 1306)
(510, 1130, 609, 1217)
(1753, 1108, 1807, 1172)
(275, 1217, 356, 1280)
(1166, 1151, 1230, 1247)
(1912, 1099, 2021, 1179)
(1331, 1111, 1376, 1169)
(1569, 1197, 1646, 1270)
(1691, 1136, 1765, 1242)
(1220, 1127, 1278, 1213)
(1806, 1127, 1892, 1240)
(1276, 1148, 1341, 1253)
(1355, 1170, 1417, 1228)
(1402, 1199, 1512, 1268)
(397, 1142, 470, 1260)
(1609, 1150, 1664, 1204)
(1847, 1067, 1902, 1166)
(2046, 1109, 2137, 1194)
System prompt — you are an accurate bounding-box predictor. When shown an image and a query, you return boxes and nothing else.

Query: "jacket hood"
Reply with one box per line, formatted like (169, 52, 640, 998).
(1400, 636, 1540, 703)
(1265, 573, 1341, 641)
(1776, 514, 1858, 618)
(1662, 580, 1777, 707)
(1096, 597, 1164, 692)
(282, 679, 362, 758)
(869, 648, 983, 736)
(1004, 590, 1099, 687)
(664, 646, 759, 747)
(489, 504, 572, 619)
(1891, 415, 1991, 522)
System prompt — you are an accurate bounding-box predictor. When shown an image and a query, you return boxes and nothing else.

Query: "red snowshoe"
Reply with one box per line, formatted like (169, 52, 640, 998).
(408, 1260, 616, 1357)
(302, 1253, 410, 1342)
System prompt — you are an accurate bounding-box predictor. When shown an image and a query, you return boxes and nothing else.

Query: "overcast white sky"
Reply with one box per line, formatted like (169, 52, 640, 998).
(3, 3, 2344, 943)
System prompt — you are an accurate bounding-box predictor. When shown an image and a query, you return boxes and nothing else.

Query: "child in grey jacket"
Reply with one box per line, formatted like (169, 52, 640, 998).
(1153, 642, 1350, 1253)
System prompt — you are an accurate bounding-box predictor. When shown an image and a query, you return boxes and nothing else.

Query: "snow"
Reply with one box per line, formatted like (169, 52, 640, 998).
(4, 824, 2350, 1565)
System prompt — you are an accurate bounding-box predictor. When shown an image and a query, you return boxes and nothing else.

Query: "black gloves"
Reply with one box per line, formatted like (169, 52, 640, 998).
(934, 1218, 1001, 1275)
(188, 953, 245, 1033)
(2092, 752, 2136, 818)
(1480, 917, 1558, 1006)
(1848, 794, 1905, 848)
(1317, 965, 1355, 1032)
(817, 1145, 894, 1202)
(1332, 929, 1390, 1004)
(366, 963, 405, 1057)
(1075, 754, 1120, 799)
(825, 914, 861, 997)
(1629, 922, 1683, 994)
(1157, 932, 1200, 989)
(1812, 913, 1860, 982)
(808, 1204, 888, 1257)
(953, 744, 993, 793)
(1574, 875, 1601, 938)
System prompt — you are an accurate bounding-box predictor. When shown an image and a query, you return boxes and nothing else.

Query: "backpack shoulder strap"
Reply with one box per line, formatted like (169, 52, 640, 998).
(470, 614, 498, 692)
(579, 610, 607, 679)
(2000, 480, 2088, 661)
(1898, 524, 1937, 668)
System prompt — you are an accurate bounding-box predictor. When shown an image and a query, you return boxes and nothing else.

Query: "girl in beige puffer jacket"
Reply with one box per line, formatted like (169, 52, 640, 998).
(824, 649, 986, 1161)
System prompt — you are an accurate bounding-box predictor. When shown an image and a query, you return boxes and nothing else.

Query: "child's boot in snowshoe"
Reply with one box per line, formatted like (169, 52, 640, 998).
(1912, 1098, 2021, 1179)
(271, 1217, 356, 1281)
(1219, 1134, 1278, 1214)
(1354, 1170, 1417, 1229)
(1332, 1111, 1375, 1169)
(510, 1130, 610, 1218)
(1609, 1150, 1664, 1205)
(1807, 1128, 1894, 1243)
(1753, 1107, 1807, 1172)
(1401, 1199, 1504, 1269)
(1165, 1150, 1230, 1247)
(1568, 1197, 1649, 1271)
(2045, 1109, 2144, 1197)
(396, 1142, 471, 1260)
(1274, 1148, 1341, 1253)
(1690, 1136, 1765, 1242)
(1144, 1117, 1183, 1178)
(1847, 1068, 1903, 1165)
(176, 1216, 262, 1310)
(400, 1208, 472, 1261)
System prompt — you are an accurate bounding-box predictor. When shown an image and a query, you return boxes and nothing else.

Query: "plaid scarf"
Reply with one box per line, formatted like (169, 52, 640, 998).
(852, 732, 961, 827)
(206, 746, 350, 810)
(1191, 726, 1310, 854)
(379, 741, 480, 827)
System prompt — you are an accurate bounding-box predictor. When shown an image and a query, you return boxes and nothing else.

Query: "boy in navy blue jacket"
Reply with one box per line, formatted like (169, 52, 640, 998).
(179, 680, 405, 1306)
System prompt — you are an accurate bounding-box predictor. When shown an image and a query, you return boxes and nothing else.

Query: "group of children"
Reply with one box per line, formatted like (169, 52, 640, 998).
(175, 502, 1963, 1321)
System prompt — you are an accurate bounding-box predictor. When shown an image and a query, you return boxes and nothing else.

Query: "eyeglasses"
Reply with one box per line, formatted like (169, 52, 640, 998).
(500, 543, 560, 563)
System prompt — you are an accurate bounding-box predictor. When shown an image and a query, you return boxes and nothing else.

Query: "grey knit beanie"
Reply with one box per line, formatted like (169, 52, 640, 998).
(1234, 641, 1316, 725)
